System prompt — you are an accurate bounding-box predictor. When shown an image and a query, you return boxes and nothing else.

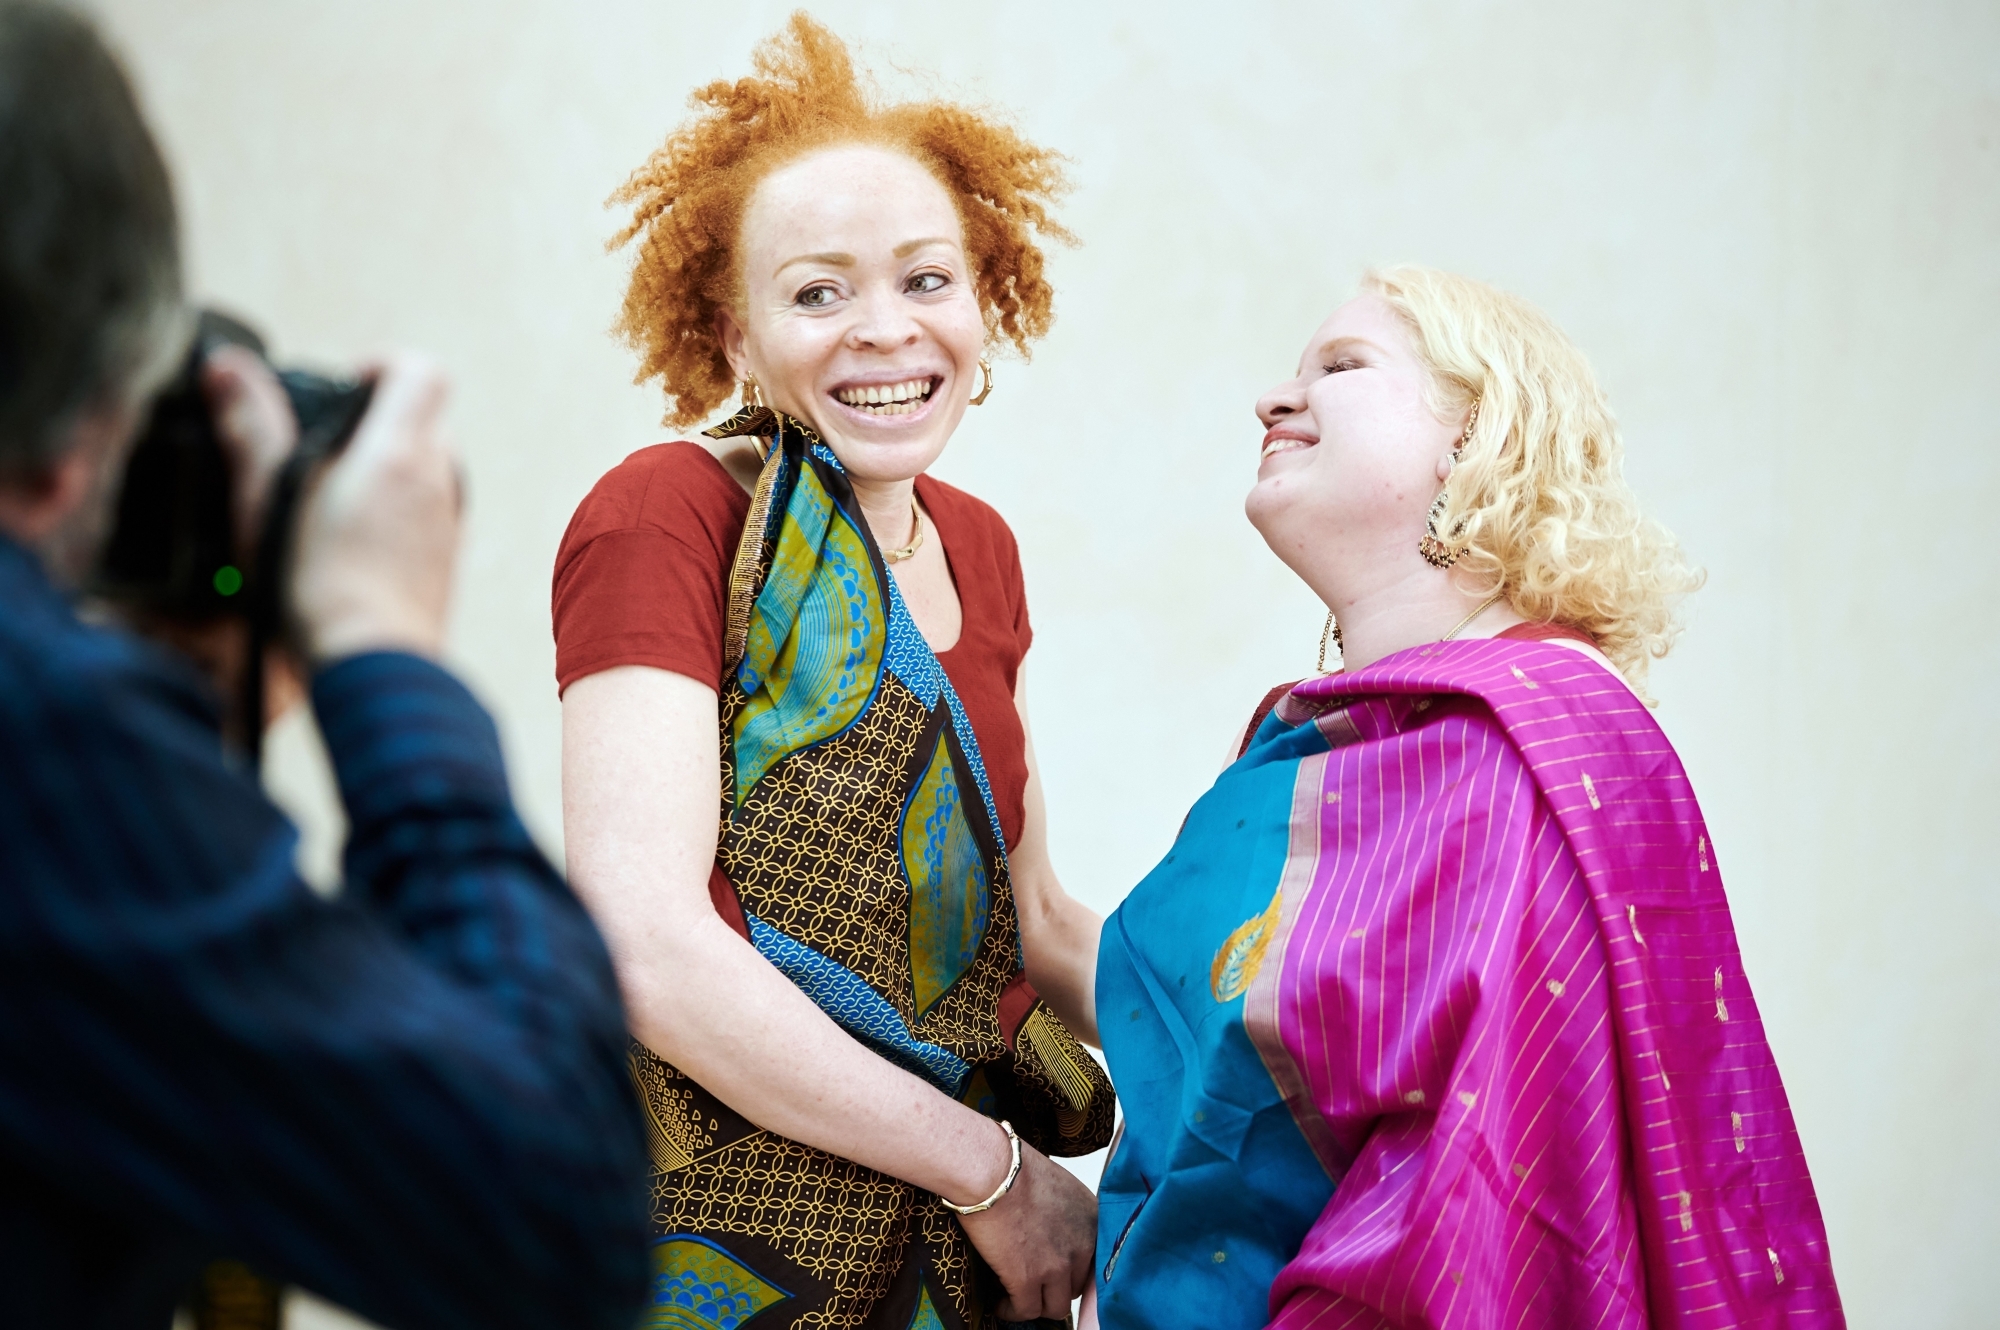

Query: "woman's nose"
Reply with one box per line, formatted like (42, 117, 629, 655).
(847, 288, 921, 350)
(1256, 379, 1306, 428)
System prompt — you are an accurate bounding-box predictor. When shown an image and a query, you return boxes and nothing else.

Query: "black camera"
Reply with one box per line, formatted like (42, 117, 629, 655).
(91, 310, 373, 763)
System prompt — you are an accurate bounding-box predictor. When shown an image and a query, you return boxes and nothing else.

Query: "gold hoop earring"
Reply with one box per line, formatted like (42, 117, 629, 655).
(1316, 610, 1342, 673)
(968, 358, 993, 406)
(741, 374, 762, 410)
(1419, 396, 1481, 569)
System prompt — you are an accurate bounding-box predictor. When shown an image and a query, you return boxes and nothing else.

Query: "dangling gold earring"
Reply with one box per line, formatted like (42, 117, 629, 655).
(703, 371, 776, 455)
(968, 358, 993, 406)
(1418, 396, 1481, 569)
(1418, 492, 1462, 569)
(1316, 610, 1343, 673)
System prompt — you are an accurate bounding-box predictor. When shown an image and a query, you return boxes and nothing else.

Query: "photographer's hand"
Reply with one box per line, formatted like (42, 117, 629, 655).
(200, 344, 296, 553)
(291, 356, 458, 663)
(125, 345, 311, 732)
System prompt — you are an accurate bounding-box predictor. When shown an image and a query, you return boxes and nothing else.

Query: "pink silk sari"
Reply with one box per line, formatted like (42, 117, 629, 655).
(1243, 639, 1842, 1327)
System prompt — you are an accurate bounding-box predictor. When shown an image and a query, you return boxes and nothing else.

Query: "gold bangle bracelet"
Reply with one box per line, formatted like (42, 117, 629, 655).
(941, 1119, 1021, 1216)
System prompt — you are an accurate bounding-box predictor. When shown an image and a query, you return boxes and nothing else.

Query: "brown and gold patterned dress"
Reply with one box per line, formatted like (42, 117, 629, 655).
(627, 410, 1113, 1330)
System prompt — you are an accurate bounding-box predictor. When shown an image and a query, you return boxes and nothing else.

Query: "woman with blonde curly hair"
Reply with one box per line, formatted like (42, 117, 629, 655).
(554, 13, 1110, 1329)
(1083, 268, 1842, 1328)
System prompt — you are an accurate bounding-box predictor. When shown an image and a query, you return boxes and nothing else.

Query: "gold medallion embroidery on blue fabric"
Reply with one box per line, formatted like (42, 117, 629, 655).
(732, 464, 884, 808)
(1211, 887, 1283, 1002)
(644, 1235, 789, 1330)
(903, 729, 990, 1017)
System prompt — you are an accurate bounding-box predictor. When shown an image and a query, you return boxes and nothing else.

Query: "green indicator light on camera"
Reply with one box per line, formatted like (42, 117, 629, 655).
(213, 564, 244, 597)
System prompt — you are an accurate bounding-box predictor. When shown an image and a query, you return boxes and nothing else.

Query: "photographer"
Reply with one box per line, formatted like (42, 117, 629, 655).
(0, 5, 649, 1328)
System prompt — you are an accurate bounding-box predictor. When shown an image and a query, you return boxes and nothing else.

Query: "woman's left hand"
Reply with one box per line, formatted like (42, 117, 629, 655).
(958, 1139, 1097, 1320)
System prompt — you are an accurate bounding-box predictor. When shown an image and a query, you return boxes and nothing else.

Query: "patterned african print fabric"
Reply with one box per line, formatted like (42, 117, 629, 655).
(629, 408, 1113, 1330)
(1095, 639, 1841, 1329)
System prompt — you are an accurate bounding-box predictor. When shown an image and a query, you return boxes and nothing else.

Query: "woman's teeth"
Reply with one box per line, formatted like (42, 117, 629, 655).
(1261, 438, 1313, 459)
(835, 378, 934, 415)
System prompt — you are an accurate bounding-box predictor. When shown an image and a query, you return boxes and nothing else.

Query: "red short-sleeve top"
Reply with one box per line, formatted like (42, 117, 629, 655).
(552, 443, 1035, 849)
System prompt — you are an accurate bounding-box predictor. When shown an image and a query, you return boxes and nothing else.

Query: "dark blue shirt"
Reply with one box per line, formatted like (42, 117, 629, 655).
(0, 535, 650, 1329)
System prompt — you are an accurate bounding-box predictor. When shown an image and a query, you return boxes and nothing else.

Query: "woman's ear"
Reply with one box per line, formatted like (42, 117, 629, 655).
(713, 307, 750, 381)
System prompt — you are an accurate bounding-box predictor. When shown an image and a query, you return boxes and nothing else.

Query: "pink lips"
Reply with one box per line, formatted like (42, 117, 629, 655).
(1260, 425, 1316, 458)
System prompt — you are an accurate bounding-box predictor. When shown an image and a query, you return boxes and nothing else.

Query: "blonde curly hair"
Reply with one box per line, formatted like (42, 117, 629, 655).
(1366, 265, 1704, 691)
(608, 12, 1074, 428)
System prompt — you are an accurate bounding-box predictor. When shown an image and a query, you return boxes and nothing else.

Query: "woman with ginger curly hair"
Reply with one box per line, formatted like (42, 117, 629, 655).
(554, 15, 1111, 1329)
(1083, 269, 1841, 1328)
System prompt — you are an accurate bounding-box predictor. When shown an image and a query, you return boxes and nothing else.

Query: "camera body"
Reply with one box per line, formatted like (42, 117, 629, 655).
(91, 310, 372, 761)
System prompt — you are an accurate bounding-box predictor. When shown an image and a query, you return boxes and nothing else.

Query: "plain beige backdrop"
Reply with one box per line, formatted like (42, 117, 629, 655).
(94, 1, 1996, 1325)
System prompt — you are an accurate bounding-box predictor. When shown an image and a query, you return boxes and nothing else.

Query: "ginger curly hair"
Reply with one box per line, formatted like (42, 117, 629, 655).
(608, 12, 1074, 428)
(1366, 265, 1705, 695)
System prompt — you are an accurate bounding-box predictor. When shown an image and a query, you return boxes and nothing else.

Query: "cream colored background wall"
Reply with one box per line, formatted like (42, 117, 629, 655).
(92, 1, 1995, 1325)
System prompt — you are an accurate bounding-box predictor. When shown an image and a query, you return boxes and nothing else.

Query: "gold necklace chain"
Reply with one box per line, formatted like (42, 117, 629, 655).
(1440, 589, 1506, 642)
(881, 494, 924, 564)
(1318, 589, 1505, 674)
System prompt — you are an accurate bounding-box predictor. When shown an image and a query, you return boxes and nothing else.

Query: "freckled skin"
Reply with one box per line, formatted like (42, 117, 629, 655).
(711, 144, 986, 649)
(1244, 294, 1521, 671)
(1246, 293, 1458, 576)
(716, 144, 986, 493)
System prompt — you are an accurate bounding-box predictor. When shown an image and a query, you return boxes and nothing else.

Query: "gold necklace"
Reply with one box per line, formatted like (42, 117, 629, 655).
(1317, 589, 1505, 673)
(1440, 590, 1506, 641)
(881, 494, 924, 564)
(1316, 612, 1342, 674)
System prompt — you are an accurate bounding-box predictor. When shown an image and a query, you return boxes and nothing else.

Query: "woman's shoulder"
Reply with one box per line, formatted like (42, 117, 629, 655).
(915, 472, 1033, 657)
(1488, 625, 1629, 697)
(552, 443, 749, 693)
(1235, 680, 1303, 760)
(560, 441, 749, 556)
(914, 473, 1017, 549)
(915, 472, 1024, 595)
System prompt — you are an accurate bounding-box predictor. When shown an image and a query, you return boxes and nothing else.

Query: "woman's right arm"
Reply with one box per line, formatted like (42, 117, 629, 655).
(561, 663, 1094, 1319)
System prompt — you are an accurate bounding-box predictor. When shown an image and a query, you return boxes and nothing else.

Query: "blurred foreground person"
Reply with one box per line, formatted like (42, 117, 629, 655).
(0, 5, 648, 1327)
(1085, 268, 1843, 1328)
(557, 14, 1109, 1326)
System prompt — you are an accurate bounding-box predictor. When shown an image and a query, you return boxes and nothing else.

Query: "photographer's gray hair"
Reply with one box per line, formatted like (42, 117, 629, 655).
(0, 0, 181, 480)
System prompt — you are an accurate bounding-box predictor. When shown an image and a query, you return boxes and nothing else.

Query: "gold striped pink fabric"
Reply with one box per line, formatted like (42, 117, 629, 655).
(1248, 640, 1841, 1328)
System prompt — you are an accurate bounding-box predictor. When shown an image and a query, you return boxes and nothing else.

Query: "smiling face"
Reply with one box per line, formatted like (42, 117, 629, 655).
(716, 143, 986, 485)
(1245, 294, 1469, 591)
